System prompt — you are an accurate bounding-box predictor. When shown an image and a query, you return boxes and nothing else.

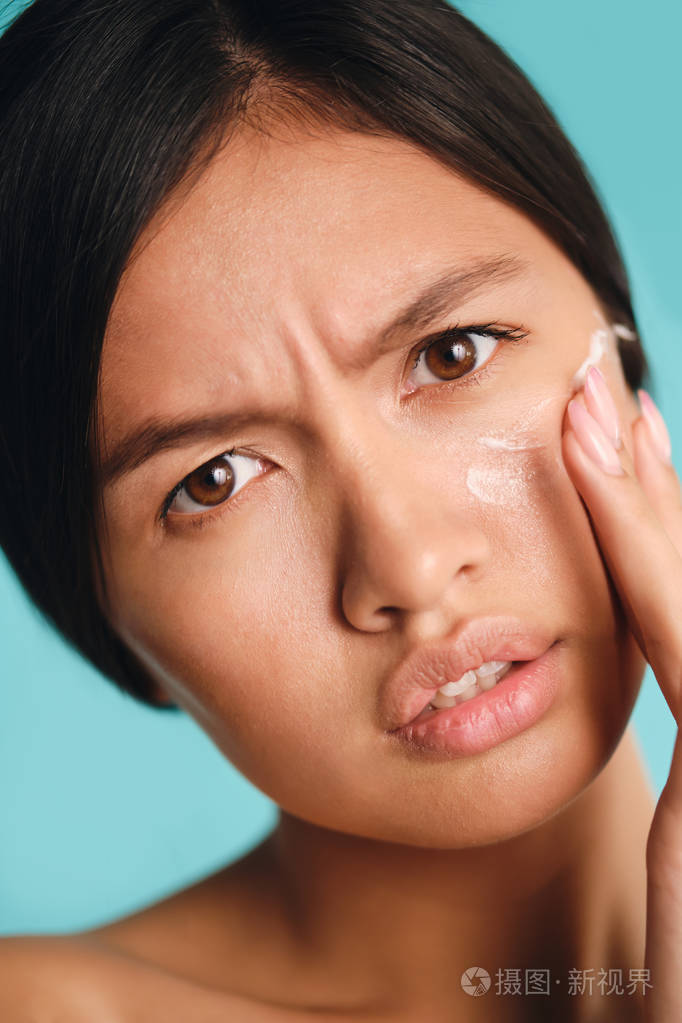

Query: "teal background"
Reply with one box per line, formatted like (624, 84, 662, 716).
(1, 0, 679, 935)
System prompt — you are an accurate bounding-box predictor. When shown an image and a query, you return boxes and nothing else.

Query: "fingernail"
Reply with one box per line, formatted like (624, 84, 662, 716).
(567, 399, 625, 475)
(637, 390, 672, 465)
(584, 366, 622, 449)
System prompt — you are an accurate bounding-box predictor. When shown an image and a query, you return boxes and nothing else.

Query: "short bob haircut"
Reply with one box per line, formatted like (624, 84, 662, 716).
(0, 0, 649, 709)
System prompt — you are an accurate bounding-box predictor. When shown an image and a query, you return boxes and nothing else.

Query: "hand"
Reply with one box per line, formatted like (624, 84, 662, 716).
(561, 365, 682, 1022)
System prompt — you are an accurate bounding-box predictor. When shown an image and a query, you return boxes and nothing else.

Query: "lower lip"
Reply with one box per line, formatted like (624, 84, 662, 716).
(390, 641, 562, 758)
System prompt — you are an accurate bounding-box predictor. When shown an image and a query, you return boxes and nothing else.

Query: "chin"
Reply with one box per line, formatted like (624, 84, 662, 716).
(312, 705, 635, 851)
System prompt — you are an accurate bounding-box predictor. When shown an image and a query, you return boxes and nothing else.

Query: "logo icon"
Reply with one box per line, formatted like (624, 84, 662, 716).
(461, 967, 491, 996)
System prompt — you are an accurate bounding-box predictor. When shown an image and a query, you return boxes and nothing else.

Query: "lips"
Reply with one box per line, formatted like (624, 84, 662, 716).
(382, 615, 557, 732)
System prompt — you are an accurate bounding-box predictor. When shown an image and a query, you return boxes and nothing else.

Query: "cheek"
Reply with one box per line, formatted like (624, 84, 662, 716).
(453, 405, 643, 776)
(105, 510, 359, 772)
(461, 414, 560, 590)
(107, 528, 388, 832)
(432, 387, 608, 599)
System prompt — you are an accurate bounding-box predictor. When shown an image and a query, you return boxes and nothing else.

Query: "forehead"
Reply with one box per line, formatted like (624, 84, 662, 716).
(99, 125, 550, 437)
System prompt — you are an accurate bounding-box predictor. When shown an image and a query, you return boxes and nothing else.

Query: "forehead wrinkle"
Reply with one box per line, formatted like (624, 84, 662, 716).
(279, 251, 531, 378)
(99, 248, 531, 448)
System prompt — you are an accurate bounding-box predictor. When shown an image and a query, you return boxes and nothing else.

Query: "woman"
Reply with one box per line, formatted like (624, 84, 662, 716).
(0, 0, 679, 1020)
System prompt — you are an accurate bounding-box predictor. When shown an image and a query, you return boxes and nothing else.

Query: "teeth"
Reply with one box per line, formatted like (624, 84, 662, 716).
(476, 672, 499, 692)
(437, 670, 477, 697)
(428, 661, 513, 711)
(431, 691, 458, 709)
(436, 660, 511, 696)
(475, 660, 508, 676)
(455, 682, 479, 703)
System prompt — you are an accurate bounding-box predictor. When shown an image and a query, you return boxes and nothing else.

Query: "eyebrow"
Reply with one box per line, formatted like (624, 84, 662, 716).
(98, 252, 529, 488)
(350, 252, 528, 368)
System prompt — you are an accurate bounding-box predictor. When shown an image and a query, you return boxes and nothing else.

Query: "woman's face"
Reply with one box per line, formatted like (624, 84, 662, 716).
(96, 123, 645, 847)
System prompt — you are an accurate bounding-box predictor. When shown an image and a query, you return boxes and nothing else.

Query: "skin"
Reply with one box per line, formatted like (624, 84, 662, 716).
(5, 121, 675, 1022)
(563, 372, 682, 1022)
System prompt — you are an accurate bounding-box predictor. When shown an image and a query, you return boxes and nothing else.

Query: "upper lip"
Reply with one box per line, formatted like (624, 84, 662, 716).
(383, 615, 556, 732)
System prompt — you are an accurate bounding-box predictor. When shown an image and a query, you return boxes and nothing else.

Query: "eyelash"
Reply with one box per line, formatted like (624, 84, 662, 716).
(160, 321, 531, 530)
(160, 450, 239, 524)
(409, 321, 530, 386)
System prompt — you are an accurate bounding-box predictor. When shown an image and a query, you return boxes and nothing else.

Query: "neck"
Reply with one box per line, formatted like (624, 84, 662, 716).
(265, 726, 654, 1019)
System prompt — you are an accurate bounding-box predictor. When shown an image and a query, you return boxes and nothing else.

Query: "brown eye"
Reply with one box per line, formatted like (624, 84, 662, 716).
(184, 456, 235, 506)
(423, 331, 477, 380)
(164, 450, 266, 518)
(409, 328, 501, 389)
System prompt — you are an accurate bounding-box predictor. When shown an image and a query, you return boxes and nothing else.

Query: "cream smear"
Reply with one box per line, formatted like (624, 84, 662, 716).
(466, 462, 537, 506)
(571, 326, 609, 390)
(467, 396, 564, 507)
(465, 420, 553, 586)
(571, 310, 627, 391)
(459, 314, 628, 587)
(612, 323, 637, 342)
(466, 312, 621, 508)
(465, 392, 568, 589)
(476, 395, 561, 455)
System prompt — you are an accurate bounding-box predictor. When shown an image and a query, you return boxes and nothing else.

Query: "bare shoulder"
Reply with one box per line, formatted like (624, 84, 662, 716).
(0, 840, 372, 1021)
(0, 934, 127, 1021)
(0, 931, 312, 1022)
(0, 840, 315, 1021)
(77, 839, 297, 1000)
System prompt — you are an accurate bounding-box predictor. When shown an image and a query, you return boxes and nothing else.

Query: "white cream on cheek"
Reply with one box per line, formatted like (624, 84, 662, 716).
(456, 312, 628, 588)
(476, 395, 560, 455)
(460, 392, 564, 589)
(465, 461, 535, 505)
(465, 311, 623, 509)
(467, 395, 562, 507)
(462, 399, 561, 588)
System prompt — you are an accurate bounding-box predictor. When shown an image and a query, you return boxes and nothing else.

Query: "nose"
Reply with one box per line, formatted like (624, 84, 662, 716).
(335, 426, 492, 633)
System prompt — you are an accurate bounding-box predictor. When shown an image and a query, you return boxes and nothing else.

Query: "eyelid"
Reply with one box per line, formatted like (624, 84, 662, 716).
(160, 449, 268, 524)
(406, 321, 530, 392)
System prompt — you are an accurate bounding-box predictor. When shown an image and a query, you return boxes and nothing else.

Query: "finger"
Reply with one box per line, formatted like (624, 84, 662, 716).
(644, 727, 682, 1021)
(561, 377, 682, 719)
(631, 393, 682, 555)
